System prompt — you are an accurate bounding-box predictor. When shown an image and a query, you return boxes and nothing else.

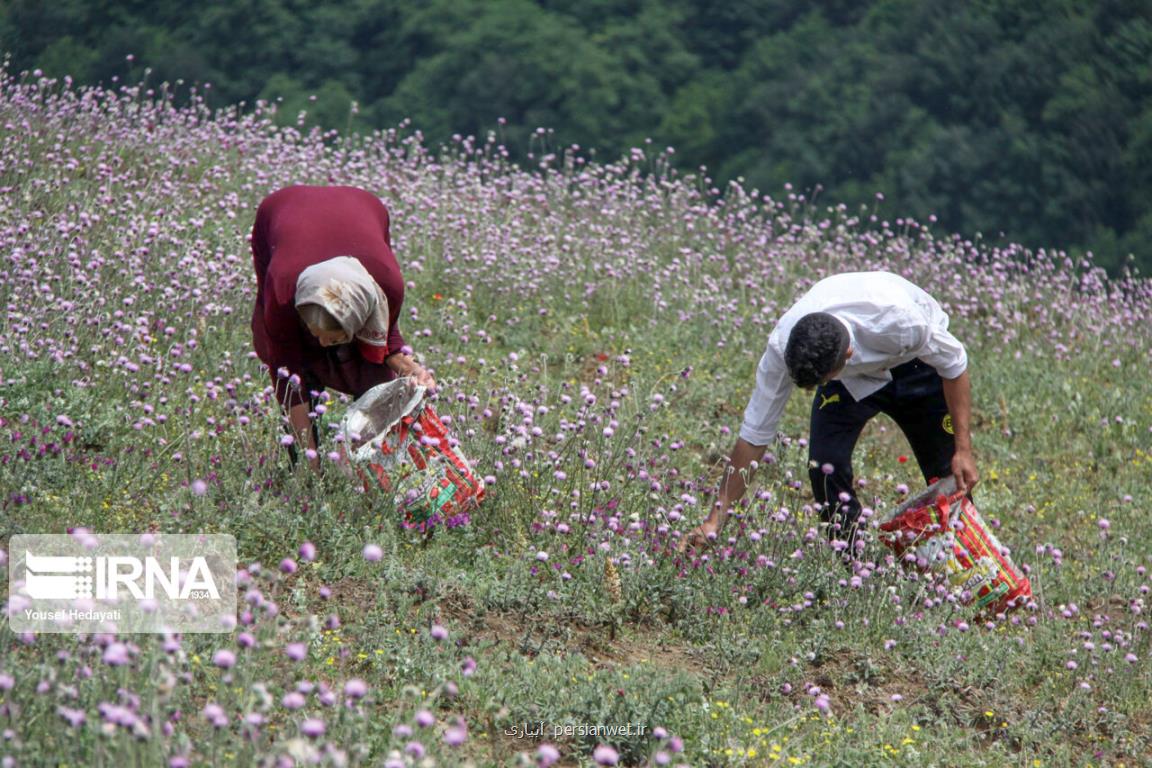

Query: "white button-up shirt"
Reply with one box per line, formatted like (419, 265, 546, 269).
(739, 272, 968, 445)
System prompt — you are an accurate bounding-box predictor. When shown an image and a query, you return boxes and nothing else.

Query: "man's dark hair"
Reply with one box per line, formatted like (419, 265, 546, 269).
(785, 312, 850, 388)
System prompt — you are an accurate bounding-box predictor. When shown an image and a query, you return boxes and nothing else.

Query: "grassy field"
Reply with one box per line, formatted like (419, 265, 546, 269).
(1, 68, 1150, 768)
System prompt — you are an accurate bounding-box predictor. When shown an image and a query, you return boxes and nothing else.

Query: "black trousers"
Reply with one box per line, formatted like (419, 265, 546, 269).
(807, 359, 956, 556)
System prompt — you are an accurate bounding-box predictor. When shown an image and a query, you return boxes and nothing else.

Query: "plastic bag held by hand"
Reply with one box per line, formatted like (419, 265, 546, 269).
(341, 379, 484, 531)
(878, 476, 1032, 615)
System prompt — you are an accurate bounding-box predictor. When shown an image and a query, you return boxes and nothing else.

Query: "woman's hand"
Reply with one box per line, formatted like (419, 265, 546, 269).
(387, 353, 436, 392)
(410, 366, 437, 391)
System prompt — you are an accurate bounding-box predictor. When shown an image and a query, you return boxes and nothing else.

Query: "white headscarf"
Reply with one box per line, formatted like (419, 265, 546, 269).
(294, 256, 390, 351)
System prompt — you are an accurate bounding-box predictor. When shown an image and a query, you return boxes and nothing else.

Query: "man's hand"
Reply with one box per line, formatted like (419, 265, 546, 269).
(678, 518, 722, 553)
(676, 437, 766, 554)
(952, 449, 979, 494)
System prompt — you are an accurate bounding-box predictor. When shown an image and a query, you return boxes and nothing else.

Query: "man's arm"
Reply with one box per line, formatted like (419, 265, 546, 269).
(679, 437, 767, 550)
(940, 370, 978, 492)
(678, 342, 791, 551)
(911, 304, 975, 493)
(710, 437, 769, 528)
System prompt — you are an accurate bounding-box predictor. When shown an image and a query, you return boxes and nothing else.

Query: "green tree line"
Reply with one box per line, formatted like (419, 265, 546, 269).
(3, 0, 1150, 272)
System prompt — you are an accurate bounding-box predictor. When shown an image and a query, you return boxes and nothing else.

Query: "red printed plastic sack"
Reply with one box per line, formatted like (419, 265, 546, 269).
(878, 477, 1032, 615)
(341, 379, 484, 531)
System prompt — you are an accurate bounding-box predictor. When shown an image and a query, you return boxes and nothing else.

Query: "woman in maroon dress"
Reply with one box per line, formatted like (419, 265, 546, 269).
(250, 185, 435, 468)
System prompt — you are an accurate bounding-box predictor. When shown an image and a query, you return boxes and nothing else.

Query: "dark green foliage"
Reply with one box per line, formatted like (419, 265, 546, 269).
(3, 0, 1150, 272)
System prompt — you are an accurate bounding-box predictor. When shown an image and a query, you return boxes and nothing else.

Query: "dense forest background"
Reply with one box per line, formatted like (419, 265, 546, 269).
(4, 0, 1151, 273)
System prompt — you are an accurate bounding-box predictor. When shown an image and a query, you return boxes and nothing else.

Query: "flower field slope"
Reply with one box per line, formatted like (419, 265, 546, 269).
(1, 69, 1151, 767)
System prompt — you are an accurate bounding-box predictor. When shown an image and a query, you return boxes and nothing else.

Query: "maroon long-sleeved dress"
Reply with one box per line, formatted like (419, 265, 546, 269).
(250, 185, 406, 408)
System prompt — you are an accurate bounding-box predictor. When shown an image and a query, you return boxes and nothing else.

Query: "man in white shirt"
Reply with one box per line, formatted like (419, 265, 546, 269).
(682, 271, 979, 559)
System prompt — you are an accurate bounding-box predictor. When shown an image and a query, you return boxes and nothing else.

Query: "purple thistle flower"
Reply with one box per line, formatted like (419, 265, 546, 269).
(444, 721, 468, 746)
(57, 706, 87, 728)
(102, 642, 131, 667)
(282, 692, 306, 710)
(301, 718, 325, 738)
(593, 744, 619, 765)
(202, 702, 228, 729)
(537, 744, 561, 767)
